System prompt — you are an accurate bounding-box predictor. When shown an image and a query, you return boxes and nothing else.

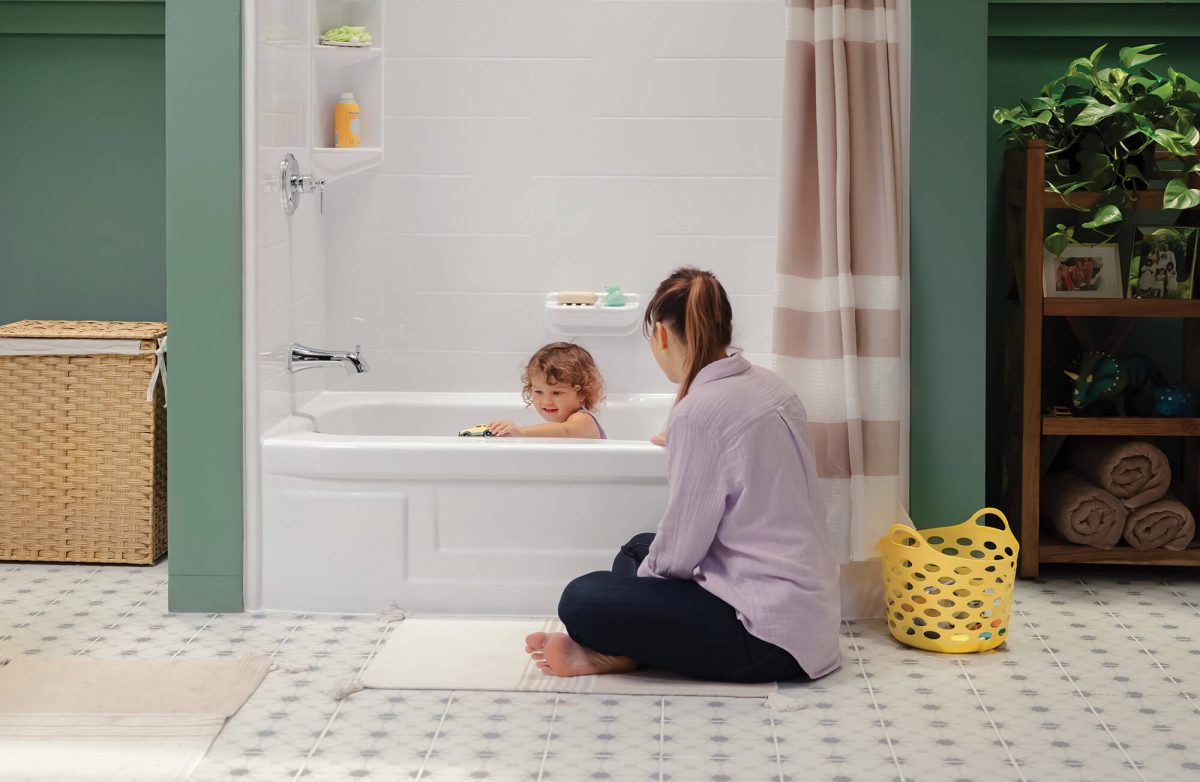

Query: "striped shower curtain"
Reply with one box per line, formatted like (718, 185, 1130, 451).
(774, 0, 909, 563)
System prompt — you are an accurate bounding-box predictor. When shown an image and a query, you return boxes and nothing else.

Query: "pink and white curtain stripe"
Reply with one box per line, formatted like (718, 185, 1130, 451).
(774, 0, 909, 563)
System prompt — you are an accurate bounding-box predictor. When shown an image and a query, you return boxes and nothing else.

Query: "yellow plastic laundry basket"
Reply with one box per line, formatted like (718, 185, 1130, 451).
(880, 508, 1018, 654)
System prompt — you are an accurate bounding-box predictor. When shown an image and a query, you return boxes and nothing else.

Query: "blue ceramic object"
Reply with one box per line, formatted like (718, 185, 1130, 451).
(1154, 386, 1199, 417)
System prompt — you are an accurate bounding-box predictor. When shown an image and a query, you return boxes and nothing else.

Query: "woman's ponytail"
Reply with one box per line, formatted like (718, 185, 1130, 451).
(644, 268, 733, 401)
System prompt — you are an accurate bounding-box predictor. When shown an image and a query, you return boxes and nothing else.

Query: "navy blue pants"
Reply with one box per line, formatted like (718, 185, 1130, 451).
(556, 533, 806, 683)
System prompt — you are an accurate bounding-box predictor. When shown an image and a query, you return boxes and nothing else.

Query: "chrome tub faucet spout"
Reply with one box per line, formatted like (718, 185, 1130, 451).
(288, 344, 369, 374)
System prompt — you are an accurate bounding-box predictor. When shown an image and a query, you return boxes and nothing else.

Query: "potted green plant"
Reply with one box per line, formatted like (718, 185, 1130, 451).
(993, 44, 1200, 254)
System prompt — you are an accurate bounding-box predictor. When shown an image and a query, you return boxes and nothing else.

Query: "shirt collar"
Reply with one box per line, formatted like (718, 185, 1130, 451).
(691, 353, 751, 389)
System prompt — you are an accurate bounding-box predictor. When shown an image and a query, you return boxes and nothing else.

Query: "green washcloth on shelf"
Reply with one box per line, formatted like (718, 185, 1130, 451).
(321, 26, 373, 45)
(603, 284, 626, 307)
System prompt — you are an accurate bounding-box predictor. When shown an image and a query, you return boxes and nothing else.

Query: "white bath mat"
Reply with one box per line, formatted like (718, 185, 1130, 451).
(0, 652, 271, 715)
(0, 652, 271, 781)
(0, 713, 225, 781)
(359, 618, 778, 698)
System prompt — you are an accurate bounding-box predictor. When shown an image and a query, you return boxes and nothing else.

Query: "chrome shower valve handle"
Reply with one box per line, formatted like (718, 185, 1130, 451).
(279, 153, 326, 215)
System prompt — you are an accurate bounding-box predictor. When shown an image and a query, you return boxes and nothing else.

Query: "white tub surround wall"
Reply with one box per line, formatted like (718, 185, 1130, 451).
(246, 0, 329, 608)
(324, 0, 785, 396)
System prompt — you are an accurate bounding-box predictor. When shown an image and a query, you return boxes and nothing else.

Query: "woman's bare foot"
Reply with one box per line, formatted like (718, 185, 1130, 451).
(525, 631, 637, 677)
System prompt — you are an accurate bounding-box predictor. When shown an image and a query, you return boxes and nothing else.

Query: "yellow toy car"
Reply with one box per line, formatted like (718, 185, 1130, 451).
(458, 424, 495, 437)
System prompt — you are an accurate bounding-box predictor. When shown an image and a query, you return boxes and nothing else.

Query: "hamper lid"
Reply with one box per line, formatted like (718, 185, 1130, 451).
(0, 320, 167, 340)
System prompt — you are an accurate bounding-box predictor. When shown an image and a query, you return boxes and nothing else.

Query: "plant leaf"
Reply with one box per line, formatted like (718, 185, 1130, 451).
(1164, 178, 1200, 209)
(1067, 57, 1095, 75)
(1151, 80, 1175, 101)
(1154, 128, 1196, 156)
(1169, 66, 1200, 93)
(1179, 122, 1200, 148)
(1089, 43, 1107, 66)
(1119, 44, 1163, 69)
(1081, 204, 1123, 229)
(1045, 230, 1072, 257)
(1074, 101, 1127, 127)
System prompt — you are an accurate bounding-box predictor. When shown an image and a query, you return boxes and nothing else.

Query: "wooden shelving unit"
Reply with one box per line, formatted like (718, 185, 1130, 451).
(1005, 138, 1200, 577)
(1039, 533, 1200, 566)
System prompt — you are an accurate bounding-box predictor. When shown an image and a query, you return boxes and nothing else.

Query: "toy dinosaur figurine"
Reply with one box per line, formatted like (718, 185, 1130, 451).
(1064, 352, 1159, 416)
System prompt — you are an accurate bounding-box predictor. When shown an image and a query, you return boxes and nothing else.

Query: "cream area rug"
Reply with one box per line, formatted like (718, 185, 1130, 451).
(359, 618, 778, 698)
(0, 652, 271, 781)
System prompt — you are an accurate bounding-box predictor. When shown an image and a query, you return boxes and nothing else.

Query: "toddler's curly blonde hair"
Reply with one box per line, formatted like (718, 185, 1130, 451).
(522, 342, 605, 410)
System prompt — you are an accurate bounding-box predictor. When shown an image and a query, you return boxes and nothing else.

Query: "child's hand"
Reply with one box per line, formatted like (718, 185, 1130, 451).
(488, 420, 521, 437)
(650, 431, 667, 447)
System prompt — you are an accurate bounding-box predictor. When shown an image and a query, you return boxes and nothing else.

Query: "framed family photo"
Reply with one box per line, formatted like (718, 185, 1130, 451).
(1127, 225, 1198, 300)
(1043, 242, 1122, 298)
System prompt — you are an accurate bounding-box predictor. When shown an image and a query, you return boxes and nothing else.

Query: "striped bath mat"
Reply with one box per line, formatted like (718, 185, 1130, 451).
(358, 618, 778, 698)
(0, 652, 271, 781)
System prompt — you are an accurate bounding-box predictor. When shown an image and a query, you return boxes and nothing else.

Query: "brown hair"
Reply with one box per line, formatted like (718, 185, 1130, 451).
(522, 342, 606, 409)
(643, 267, 733, 400)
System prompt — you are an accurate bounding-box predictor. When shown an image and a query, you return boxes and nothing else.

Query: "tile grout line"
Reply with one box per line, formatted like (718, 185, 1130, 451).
(75, 582, 165, 657)
(658, 695, 666, 782)
(1079, 582, 1200, 715)
(1161, 581, 1200, 619)
(171, 614, 219, 658)
(293, 622, 396, 781)
(768, 705, 785, 782)
(413, 692, 457, 782)
(18, 567, 100, 627)
(1014, 605, 1148, 782)
(955, 659, 1027, 782)
(843, 620, 906, 782)
(533, 692, 562, 782)
(269, 613, 309, 658)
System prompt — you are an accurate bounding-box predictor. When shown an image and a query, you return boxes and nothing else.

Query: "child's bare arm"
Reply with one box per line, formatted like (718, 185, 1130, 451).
(513, 411, 601, 439)
(487, 420, 521, 437)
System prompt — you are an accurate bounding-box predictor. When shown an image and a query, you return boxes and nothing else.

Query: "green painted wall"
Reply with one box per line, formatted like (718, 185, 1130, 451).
(909, 0, 989, 528)
(165, 0, 242, 612)
(0, 1, 164, 323)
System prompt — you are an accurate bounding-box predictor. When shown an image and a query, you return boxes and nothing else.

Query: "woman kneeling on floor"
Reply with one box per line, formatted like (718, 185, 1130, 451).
(525, 267, 842, 683)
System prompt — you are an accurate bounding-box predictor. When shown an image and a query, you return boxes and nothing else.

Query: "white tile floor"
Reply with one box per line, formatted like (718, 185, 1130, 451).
(2, 560, 1199, 781)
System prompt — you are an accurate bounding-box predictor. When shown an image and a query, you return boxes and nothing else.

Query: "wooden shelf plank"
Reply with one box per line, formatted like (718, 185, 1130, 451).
(1039, 534, 1200, 566)
(1042, 417, 1200, 436)
(1044, 298, 1200, 318)
(1042, 190, 1166, 209)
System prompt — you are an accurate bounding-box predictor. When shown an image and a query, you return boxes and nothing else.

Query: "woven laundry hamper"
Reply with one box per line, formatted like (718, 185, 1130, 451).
(0, 320, 167, 564)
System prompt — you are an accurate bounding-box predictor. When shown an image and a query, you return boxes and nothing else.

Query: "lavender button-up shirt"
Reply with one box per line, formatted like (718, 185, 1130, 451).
(637, 354, 842, 679)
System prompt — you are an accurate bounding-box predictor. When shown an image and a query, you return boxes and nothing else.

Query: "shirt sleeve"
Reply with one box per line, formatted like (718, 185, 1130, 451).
(637, 412, 728, 579)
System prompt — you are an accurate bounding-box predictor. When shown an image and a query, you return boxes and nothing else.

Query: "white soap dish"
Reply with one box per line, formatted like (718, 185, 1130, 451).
(544, 292, 641, 337)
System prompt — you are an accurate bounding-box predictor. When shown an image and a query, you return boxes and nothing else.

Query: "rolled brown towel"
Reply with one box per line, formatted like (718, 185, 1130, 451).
(1068, 440, 1170, 509)
(1124, 495, 1196, 550)
(1041, 471, 1127, 548)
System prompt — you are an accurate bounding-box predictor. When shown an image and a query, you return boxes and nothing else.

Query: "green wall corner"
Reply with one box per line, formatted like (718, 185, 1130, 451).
(165, 0, 243, 612)
(909, 0, 989, 528)
(167, 575, 244, 614)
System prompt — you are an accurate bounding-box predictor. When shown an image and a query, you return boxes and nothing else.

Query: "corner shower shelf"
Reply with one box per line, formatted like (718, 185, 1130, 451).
(310, 0, 384, 181)
(313, 45, 383, 66)
(311, 147, 383, 180)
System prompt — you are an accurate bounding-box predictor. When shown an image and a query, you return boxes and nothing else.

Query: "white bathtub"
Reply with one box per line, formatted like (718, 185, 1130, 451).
(257, 392, 674, 613)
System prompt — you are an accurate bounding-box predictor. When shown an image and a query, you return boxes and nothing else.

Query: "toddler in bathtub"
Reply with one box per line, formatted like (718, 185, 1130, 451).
(487, 342, 607, 439)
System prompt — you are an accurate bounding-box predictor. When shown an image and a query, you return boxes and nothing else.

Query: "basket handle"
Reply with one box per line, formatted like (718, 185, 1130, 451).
(886, 524, 924, 550)
(966, 507, 1010, 534)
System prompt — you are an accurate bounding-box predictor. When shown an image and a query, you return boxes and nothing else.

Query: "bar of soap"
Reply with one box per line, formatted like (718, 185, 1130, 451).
(556, 291, 597, 306)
